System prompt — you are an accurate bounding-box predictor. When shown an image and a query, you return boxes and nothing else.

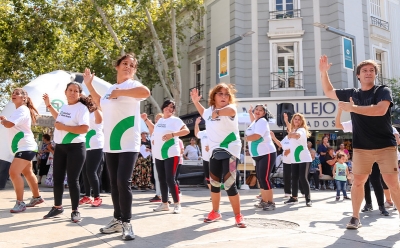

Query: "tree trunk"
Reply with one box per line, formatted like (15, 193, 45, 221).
(170, 8, 182, 115)
(147, 95, 162, 114)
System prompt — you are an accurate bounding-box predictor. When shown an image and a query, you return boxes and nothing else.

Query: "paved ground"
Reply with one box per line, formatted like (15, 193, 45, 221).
(0, 181, 400, 248)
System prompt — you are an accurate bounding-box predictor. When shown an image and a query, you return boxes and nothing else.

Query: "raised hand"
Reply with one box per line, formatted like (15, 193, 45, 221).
(190, 88, 202, 103)
(43, 93, 51, 107)
(83, 68, 95, 86)
(249, 105, 253, 113)
(283, 113, 289, 123)
(319, 55, 332, 73)
(141, 113, 148, 120)
(195, 116, 202, 125)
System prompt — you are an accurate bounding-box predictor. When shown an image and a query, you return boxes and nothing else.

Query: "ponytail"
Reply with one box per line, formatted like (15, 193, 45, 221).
(25, 97, 39, 124)
(79, 96, 97, 113)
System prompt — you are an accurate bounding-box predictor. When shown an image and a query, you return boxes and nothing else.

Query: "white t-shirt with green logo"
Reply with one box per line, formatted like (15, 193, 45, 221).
(152, 116, 185, 160)
(197, 130, 210, 162)
(54, 102, 90, 144)
(281, 136, 291, 164)
(202, 105, 241, 159)
(288, 128, 312, 163)
(100, 79, 145, 153)
(7, 105, 38, 153)
(85, 112, 104, 150)
(245, 118, 276, 157)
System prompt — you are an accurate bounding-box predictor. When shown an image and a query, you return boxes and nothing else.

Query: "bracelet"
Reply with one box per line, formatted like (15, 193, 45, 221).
(46, 105, 51, 108)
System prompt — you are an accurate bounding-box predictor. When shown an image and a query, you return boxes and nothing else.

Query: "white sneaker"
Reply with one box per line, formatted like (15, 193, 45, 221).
(173, 204, 182, 214)
(384, 201, 394, 208)
(153, 203, 170, 212)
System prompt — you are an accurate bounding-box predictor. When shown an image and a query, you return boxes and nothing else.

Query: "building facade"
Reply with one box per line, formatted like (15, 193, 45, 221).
(147, 0, 400, 149)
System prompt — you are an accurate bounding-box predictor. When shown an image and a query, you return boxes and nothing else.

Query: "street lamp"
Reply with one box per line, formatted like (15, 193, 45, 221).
(313, 22, 358, 88)
(216, 31, 255, 84)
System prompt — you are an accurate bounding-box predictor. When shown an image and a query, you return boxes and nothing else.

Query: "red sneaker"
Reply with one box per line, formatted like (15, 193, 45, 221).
(91, 197, 102, 207)
(79, 196, 92, 205)
(204, 210, 222, 223)
(235, 213, 247, 228)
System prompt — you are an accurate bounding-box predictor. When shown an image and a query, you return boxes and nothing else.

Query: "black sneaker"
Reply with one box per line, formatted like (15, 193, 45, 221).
(361, 203, 373, 212)
(149, 195, 161, 202)
(346, 217, 362, 229)
(306, 199, 312, 207)
(284, 197, 298, 205)
(379, 205, 390, 216)
(43, 206, 64, 219)
(336, 196, 340, 201)
(71, 211, 82, 223)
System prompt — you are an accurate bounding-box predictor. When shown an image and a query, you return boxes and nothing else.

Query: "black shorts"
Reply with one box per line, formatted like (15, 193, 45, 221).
(14, 151, 37, 161)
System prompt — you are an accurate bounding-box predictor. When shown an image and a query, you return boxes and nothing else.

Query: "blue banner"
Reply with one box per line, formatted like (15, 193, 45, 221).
(343, 37, 354, 70)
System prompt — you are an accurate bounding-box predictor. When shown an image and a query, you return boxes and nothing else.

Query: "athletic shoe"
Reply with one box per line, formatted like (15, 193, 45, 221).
(384, 201, 394, 208)
(79, 196, 92, 205)
(256, 193, 262, 199)
(71, 211, 81, 223)
(235, 213, 247, 228)
(204, 210, 222, 223)
(254, 200, 267, 208)
(306, 199, 313, 207)
(153, 203, 170, 212)
(346, 217, 362, 229)
(149, 195, 162, 202)
(91, 197, 102, 207)
(43, 206, 64, 219)
(361, 203, 373, 212)
(314, 188, 319, 191)
(379, 205, 390, 216)
(283, 193, 291, 198)
(336, 196, 340, 201)
(121, 222, 135, 240)
(100, 218, 122, 234)
(10, 200, 26, 213)
(263, 202, 276, 211)
(173, 204, 182, 214)
(343, 196, 351, 200)
(394, 204, 397, 211)
(26, 196, 44, 207)
(284, 197, 298, 205)
(321, 185, 326, 190)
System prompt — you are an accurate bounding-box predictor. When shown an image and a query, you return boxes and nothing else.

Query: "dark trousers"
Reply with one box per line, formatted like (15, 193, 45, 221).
(106, 152, 138, 223)
(283, 163, 305, 195)
(364, 162, 385, 206)
(53, 143, 86, 211)
(82, 149, 103, 198)
(32, 161, 38, 175)
(156, 157, 180, 203)
(308, 171, 320, 189)
(291, 163, 311, 200)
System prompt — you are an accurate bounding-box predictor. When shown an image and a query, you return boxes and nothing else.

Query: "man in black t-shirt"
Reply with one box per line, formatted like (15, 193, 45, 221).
(319, 55, 399, 230)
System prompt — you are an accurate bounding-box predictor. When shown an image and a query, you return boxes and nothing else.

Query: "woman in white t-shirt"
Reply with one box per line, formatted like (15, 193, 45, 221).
(84, 54, 150, 241)
(0, 88, 43, 213)
(245, 104, 277, 211)
(42, 82, 92, 223)
(284, 113, 312, 207)
(195, 117, 211, 192)
(79, 97, 104, 208)
(151, 100, 189, 214)
(183, 137, 201, 160)
(190, 83, 246, 228)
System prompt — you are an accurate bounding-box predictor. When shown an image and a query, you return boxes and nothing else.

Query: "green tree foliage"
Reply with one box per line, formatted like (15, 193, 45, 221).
(387, 78, 400, 125)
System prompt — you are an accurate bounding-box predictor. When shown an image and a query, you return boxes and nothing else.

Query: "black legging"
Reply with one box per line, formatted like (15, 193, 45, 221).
(364, 162, 386, 206)
(53, 143, 86, 211)
(82, 148, 103, 198)
(320, 162, 332, 187)
(308, 171, 320, 189)
(209, 156, 238, 196)
(175, 163, 182, 192)
(156, 157, 180, 203)
(283, 163, 305, 195)
(291, 162, 311, 200)
(203, 160, 210, 184)
(106, 152, 138, 223)
(254, 152, 277, 190)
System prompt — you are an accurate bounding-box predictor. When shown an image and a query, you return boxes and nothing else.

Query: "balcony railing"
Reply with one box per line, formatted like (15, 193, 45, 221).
(371, 16, 389, 30)
(189, 30, 204, 45)
(270, 9, 301, 19)
(270, 71, 303, 90)
(189, 84, 204, 103)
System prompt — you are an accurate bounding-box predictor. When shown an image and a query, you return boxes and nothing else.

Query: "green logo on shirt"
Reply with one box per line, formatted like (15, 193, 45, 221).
(161, 138, 175, 159)
(110, 116, 135, 150)
(11, 131, 24, 153)
(85, 130, 96, 149)
(62, 132, 80, 144)
(50, 99, 65, 112)
(220, 132, 237, 149)
(294, 145, 304, 163)
(250, 137, 264, 157)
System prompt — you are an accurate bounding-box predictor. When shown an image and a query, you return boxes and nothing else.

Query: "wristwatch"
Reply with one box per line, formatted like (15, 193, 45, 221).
(215, 110, 219, 118)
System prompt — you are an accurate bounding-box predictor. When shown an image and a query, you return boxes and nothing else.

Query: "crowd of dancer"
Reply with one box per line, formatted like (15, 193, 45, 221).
(2, 54, 400, 242)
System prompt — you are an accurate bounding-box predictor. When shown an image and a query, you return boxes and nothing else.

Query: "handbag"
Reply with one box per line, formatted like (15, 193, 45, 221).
(211, 148, 232, 160)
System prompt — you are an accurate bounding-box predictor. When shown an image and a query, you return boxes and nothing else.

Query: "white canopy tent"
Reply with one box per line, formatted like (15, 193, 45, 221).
(0, 70, 140, 188)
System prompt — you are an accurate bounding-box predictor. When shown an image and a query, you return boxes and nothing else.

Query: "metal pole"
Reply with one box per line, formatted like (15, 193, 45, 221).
(216, 36, 243, 85)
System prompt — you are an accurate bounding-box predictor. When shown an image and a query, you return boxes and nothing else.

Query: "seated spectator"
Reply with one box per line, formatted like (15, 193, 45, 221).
(309, 150, 322, 190)
(183, 137, 201, 160)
